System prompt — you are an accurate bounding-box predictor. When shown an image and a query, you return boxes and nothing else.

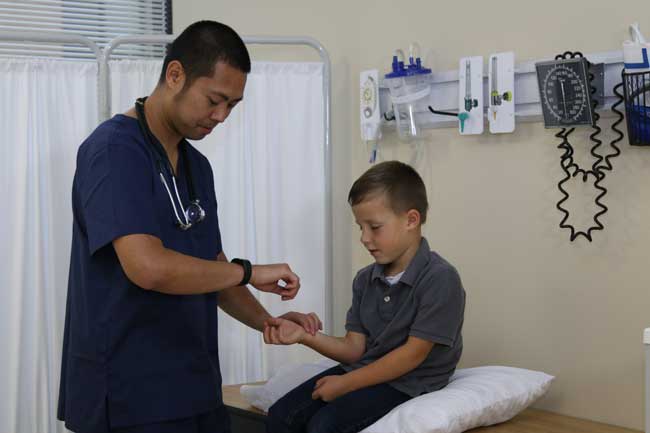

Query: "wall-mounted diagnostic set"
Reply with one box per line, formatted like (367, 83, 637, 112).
(535, 52, 621, 242)
(359, 24, 649, 243)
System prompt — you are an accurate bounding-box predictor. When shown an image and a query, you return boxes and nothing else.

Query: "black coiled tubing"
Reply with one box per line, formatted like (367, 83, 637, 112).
(553, 51, 623, 241)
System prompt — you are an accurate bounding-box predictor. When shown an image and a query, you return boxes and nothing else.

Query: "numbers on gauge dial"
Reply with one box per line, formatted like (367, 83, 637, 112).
(542, 65, 588, 123)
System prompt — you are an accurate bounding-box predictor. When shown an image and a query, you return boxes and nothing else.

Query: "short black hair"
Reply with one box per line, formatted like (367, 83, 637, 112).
(348, 161, 429, 223)
(158, 20, 251, 87)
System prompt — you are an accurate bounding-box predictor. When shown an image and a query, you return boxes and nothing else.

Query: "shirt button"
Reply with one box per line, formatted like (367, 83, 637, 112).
(384, 296, 390, 303)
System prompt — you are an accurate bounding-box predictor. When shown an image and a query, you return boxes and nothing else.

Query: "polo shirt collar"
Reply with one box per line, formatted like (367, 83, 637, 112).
(370, 237, 430, 287)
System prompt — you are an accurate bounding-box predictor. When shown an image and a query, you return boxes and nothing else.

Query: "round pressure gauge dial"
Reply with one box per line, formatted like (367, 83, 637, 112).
(536, 57, 594, 128)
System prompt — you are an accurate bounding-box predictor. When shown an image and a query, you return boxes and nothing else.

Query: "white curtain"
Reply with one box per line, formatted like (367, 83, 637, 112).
(110, 59, 326, 384)
(1, 57, 326, 432)
(209, 62, 326, 383)
(0, 58, 98, 433)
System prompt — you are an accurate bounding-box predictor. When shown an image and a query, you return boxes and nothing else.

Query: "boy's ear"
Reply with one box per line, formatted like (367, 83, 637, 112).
(406, 209, 421, 228)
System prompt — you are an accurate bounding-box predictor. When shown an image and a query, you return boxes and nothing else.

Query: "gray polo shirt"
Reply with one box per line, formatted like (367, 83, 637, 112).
(342, 237, 465, 397)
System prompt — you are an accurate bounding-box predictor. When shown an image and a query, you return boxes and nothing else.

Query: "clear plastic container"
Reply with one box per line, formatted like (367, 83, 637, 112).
(385, 74, 431, 140)
(384, 46, 432, 141)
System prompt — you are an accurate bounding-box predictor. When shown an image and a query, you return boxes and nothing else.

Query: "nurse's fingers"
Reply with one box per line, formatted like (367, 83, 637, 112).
(275, 278, 298, 300)
(302, 313, 317, 335)
(282, 271, 300, 290)
(309, 312, 323, 331)
(265, 317, 283, 327)
(263, 325, 271, 344)
(306, 314, 317, 335)
(250, 264, 298, 288)
(280, 285, 298, 300)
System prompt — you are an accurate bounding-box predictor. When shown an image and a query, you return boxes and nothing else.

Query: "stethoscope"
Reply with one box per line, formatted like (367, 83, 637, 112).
(135, 97, 205, 230)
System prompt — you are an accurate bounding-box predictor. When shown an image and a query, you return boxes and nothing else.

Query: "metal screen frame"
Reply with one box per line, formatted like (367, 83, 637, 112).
(0, 30, 333, 333)
(0, 30, 102, 113)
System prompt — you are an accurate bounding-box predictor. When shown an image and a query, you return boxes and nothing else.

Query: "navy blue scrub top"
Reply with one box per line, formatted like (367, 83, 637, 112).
(57, 114, 226, 432)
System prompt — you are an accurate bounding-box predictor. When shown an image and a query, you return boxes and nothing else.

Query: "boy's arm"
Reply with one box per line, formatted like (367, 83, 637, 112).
(312, 336, 434, 402)
(301, 330, 366, 365)
(264, 317, 366, 364)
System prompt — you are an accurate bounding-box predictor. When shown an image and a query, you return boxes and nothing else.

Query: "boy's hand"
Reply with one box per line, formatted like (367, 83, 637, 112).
(263, 317, 305, 345)
(250, 264, 300, 300)
(311, 375, 352, 402)
(279, 311, 322, 336)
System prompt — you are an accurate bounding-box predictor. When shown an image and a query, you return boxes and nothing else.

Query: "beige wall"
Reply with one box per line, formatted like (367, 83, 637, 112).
(174, 1, 650, 429)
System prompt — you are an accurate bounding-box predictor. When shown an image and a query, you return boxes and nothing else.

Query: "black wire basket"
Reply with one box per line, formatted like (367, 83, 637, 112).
(622, 69, 650, 146)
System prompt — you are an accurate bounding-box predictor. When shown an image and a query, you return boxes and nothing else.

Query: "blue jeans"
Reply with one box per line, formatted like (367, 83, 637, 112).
(266, 366, 410, 433)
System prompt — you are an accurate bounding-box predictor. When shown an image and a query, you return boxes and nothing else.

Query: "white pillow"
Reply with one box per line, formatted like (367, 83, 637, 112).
(361, 366, 554, 433)
(240, 362, 553, 433)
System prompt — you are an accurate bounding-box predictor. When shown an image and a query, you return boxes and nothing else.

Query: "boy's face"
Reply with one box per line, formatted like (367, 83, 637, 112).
(351, 193, 419, 273)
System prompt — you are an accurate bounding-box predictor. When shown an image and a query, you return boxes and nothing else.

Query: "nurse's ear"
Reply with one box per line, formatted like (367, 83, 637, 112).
(164, 60, 186, 93)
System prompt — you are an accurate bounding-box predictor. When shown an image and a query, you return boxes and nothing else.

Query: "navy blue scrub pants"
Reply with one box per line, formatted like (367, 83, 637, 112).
(111, 405, 231, 433)
(266, 366, 410, 433)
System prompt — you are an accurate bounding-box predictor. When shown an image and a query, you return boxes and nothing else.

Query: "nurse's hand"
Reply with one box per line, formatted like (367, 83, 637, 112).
(263, 317, 305, 345)
(250, 263, 300, 300)
(279, 311, 322, 336)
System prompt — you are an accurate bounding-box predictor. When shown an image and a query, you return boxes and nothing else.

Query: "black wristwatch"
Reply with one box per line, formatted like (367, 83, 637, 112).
(231, 258, 252, 286)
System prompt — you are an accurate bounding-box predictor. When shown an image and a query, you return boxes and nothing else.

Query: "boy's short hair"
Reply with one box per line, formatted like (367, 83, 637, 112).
(158, 20, 251, 88)
(348, 161, 429, 223)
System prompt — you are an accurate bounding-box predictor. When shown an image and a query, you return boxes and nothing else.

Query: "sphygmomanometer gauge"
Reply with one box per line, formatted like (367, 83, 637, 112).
(536, 57, 594, 127)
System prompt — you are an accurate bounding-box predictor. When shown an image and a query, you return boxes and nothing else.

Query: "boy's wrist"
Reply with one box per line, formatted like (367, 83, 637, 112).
(298, 330, 315, 346)
(341, 372, 358, 393)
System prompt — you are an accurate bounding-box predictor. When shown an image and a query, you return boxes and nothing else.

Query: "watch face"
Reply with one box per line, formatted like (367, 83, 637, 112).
(536, 58, 594, 127)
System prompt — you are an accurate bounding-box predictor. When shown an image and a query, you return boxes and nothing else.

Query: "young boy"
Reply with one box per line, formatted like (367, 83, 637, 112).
(263, 160, 466, 433)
